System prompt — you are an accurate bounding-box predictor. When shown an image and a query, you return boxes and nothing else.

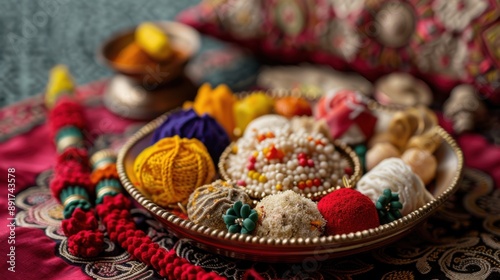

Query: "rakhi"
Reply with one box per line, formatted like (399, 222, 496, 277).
(45, 65, 225, 279)
(48, 96, 104, 257)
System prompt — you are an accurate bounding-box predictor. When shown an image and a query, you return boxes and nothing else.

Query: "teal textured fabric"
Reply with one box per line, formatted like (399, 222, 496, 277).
(0, 0, 200, 107)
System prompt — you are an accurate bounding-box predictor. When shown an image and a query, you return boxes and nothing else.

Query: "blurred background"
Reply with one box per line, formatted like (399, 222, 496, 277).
(0, 0, 202, 107)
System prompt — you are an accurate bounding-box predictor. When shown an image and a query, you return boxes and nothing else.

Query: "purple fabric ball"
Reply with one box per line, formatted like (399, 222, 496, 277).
(152, 109, 230, 164)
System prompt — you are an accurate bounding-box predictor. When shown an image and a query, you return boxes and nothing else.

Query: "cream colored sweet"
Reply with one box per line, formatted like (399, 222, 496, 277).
(187, 180, 252, 231)
(243, 114, 291, 138)
(401, 148, 437, 185)
(254, 190, 325, 239)
(365, 142, 400, 170)
(356, 158, 433, 216)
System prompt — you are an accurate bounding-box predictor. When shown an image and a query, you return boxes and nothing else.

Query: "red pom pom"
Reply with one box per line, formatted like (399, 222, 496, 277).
(50, 162, 93, 201)
(61, 208, 98, 236)
(63, 208, 104, 257)
(57, 147, 89, 166)
(67, 230, 104, 257)
(49, 98, 86, 137)
(317, 188, 379, 235)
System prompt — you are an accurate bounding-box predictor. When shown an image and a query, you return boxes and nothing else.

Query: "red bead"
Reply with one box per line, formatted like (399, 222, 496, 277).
(298, 181, 306, 189)
(248, 156, 256, 163)
(306, 180, 313, 187)
(344, 167, 353, 175)
(247, 163, 255, 170)
(299, 158, 307, 167)
(307, 159, 314, 167)
(313, 178, 321, 186)
(237, 180, 246, 187)
(298, 153, 307, 159)
(266, 145, 280, 160)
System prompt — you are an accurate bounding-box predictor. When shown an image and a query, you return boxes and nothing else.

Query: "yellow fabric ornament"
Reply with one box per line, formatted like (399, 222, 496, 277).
(234, 92, 274, 133)
(134, 136, 216, 207)
(45, 65, 75, 108)
(184, 83, 237, 138)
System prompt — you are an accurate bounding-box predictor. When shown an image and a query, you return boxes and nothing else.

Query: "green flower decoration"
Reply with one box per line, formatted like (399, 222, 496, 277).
(222, 201, 258, 234)
(376, 189, 403, 224)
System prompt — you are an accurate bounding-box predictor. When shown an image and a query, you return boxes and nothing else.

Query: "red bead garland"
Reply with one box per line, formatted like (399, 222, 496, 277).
(96, 194, 225, 280)
(49, 100, 104, 257)
(46, 73, 231, 278)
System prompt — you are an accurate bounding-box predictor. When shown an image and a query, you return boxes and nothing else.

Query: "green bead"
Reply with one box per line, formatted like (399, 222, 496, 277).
(248, 211, 258, 222)
(240, 204, 251, 218)
(243, 219, 256, 232)
(226, 208, 237, 216)
(390, 201, 403, 210)
(223, 214, 237, 225)
(228, 224, 241, 233)
(233, 201, 243, 214)
(383, 189, 392, 198)
(378, 195, 388, 204)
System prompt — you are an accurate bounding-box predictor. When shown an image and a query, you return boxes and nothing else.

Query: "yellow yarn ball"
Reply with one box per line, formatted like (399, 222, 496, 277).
(134, 136, 216, 207)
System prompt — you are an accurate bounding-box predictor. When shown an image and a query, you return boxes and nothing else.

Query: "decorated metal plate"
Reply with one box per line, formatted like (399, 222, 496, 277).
(117, 108, 463, 262)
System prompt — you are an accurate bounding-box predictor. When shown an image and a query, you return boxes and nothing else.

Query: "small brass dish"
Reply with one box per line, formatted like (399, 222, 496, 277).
(98, 21, 200, 120)
(99, 21, 200, 84)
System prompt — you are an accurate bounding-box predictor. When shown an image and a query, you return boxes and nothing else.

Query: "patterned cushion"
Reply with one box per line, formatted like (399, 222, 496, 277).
(177, 0, 500, 103)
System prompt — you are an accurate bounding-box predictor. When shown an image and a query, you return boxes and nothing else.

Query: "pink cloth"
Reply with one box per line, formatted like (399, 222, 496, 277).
(0, 82, 136, 279)
(0, 227, 91, 280)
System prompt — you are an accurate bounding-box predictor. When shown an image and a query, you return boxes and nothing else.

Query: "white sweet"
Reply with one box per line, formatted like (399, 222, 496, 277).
(243, 114, 291, 138)
(226, 129, 347, 196)
(356, 158, 433, 216)
(255, 190, 325, 238)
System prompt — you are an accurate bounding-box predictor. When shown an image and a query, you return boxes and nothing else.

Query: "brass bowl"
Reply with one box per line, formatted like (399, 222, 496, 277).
(99, 21, 200, 84)
(117, 110, 463, 262)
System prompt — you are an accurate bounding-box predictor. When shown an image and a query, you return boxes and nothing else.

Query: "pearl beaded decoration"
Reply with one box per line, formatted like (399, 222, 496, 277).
(226, 126, 348, 198)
